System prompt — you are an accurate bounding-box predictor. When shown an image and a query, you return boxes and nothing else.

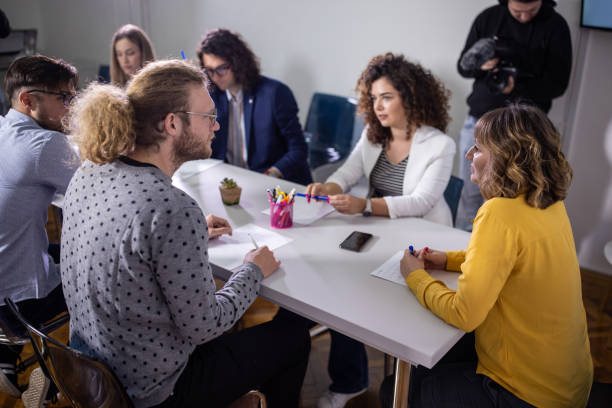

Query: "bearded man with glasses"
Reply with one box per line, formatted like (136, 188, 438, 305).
(196, 28, 312, 185)
(0, 55, 79, 407)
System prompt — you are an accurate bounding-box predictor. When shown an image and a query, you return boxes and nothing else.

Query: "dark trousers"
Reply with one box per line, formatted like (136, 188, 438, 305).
(379, 332, 534, 408)
(153, 308, 311, 408)
(0, 284, 67, 367)
(328, 330, 369, 393)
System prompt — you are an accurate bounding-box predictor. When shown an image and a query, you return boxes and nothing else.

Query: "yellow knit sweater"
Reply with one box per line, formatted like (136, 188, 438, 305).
(406, 196, 593, 407)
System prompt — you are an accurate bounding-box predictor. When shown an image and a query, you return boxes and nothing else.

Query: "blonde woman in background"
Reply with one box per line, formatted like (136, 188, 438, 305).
(110, 24, 155, 87)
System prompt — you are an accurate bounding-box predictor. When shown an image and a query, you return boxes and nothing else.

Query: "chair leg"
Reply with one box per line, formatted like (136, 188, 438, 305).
(384, 353, 396, 377)
(309, 325, 329, 338)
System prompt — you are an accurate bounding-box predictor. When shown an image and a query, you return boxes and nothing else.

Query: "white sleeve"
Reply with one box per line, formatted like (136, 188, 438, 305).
(384, 136, 456, 219)
(326, 128, 369, 191)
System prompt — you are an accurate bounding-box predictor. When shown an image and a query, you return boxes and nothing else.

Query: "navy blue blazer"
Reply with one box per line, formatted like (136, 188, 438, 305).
(210, 76, 312, 185)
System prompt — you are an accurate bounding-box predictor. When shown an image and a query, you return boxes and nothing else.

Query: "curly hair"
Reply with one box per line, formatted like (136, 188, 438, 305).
(196, 28, 261, 93)
(475, 104, 573, 209)
(110, 24, 156, 87)
(67, 60, 204, 164)
(356, 53, 450, 146)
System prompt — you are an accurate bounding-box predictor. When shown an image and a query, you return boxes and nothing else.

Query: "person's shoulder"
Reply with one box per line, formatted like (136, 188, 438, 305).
(258, 76, 292, 94)
(480, 195, 533, 219)
(475, 4, 505, 22)
(415, 126, 456, 152)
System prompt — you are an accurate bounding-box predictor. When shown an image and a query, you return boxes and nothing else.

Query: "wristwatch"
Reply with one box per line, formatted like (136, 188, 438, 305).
(362, 198, 372, 217)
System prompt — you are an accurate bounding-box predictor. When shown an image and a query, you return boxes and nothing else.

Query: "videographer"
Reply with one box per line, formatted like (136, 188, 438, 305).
(455, 0, 572, 231)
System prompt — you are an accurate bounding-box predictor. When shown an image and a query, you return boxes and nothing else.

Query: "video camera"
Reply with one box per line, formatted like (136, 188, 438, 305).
(459, 36, 517, 94)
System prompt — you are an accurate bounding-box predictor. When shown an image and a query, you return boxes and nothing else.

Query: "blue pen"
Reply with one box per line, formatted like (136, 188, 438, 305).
(409, 245, 415, 255)
(180, 50, 186, 60)
(295, 193, 329, 202)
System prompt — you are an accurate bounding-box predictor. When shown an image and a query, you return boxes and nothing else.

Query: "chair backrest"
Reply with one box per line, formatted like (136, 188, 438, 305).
(5, 298, 133, 408)
(443, 176, 464, 226)
(305, 93, 357, 169)
(98, 65, 110, 83)
(0, 303, 30, 345)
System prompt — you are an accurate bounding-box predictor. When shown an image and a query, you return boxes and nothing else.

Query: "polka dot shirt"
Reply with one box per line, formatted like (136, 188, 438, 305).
(60, 158, 263, 407)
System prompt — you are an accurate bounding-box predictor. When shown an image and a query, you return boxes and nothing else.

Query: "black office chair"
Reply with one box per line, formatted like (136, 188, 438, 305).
(443, 176, 464, 227)
(98, 65, 110, 83)
(305, 92, 358, 170)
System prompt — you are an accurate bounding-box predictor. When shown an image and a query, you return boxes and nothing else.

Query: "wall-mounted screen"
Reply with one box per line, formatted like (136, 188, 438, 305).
(581, 0, 612, 31)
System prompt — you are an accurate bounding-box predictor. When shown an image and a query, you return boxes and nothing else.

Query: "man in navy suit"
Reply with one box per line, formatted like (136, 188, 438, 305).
(196, 29, 312, 185)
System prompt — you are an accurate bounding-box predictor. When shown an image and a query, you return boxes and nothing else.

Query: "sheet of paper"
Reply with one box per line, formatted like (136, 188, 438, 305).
(262, 198, 335, 225)
(371, 250, 459, 290)
(208, 223, 293, 270)
(371, 250, 406, 286)
(173, 159, 222, 180)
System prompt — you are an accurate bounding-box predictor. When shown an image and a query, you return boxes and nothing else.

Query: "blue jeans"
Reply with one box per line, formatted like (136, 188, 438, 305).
(328, 330, 369, 393)
(455, 115, 484, 231)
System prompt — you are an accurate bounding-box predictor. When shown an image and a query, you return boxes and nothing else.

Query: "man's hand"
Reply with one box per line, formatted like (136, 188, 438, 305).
(328, 194, 366, 214)
(480, 57, 499, 71)
(244, 246, 281, 278)
(205, 214, 232, 239)
(264, 167, 282, 178)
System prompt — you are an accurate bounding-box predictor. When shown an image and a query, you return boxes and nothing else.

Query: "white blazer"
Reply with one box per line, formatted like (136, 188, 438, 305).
(327, 125, 456, 226)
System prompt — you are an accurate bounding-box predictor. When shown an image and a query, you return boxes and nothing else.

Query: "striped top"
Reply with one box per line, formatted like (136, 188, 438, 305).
(369, 150, 408, 198)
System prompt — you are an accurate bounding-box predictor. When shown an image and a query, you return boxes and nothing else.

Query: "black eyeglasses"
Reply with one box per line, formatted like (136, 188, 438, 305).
(176, 110, 218, 126)
(26, 89, 76, 106)
(202, 64, 230, 77)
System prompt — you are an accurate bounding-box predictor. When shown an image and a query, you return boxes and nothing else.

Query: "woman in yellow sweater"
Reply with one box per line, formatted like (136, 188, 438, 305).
(399, 104, 593, 407)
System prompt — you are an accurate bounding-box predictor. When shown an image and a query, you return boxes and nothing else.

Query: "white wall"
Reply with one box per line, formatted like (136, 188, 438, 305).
(1, 0, 610, 273)
(564, 29, 612, 275)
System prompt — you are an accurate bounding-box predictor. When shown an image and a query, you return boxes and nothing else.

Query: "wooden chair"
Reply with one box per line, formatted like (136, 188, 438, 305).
(0, 301, 68, 389)
(5, 298, 266, 408)
(6, 297, 133, 408)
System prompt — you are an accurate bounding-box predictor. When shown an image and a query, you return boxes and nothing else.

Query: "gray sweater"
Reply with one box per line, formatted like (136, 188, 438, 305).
(61, 157, 263, 407)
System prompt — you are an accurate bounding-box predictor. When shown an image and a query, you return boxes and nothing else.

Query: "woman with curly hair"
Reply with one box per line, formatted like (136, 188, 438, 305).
(308, 53, 456, 408)
(392, 104, 593, 408)
(110, 24, 155, 87)
(306, 53, 455, 225)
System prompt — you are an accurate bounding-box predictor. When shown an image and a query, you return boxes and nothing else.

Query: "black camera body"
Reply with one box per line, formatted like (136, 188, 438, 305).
(460, 36, 518, 94)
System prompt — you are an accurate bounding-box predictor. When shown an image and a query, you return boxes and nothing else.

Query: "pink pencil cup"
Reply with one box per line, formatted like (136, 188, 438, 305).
(269, 200, 294, 229)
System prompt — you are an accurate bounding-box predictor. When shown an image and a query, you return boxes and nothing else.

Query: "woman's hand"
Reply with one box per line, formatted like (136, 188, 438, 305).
(417, 247, 447, 270)
(400, 249, 425, 279)
(205, 214, 232, 239)
(328, 194, 366, 214)
(305, 182, 328, 199)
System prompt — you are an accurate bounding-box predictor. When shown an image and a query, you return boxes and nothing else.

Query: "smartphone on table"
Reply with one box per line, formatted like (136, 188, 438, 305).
(339, 231, 373, 252)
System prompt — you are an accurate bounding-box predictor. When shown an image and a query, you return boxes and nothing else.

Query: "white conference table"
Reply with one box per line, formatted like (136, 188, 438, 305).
(173, 160, 471, 407)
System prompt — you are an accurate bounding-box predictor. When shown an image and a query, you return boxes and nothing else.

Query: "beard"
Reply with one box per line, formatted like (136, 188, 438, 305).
(172, 126, 212, 169)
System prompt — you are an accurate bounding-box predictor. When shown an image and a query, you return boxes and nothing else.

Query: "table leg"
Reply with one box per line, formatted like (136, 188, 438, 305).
(392, 359, 410, 408)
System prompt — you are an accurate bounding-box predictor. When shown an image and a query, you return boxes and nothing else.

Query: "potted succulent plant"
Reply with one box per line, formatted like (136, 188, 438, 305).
(219, 177, 242, 205)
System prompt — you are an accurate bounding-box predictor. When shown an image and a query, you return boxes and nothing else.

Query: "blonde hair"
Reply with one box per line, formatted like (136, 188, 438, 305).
(475, 104, 573, 209)
(110, 24, 155, 87)
(67, 59, 206, 164)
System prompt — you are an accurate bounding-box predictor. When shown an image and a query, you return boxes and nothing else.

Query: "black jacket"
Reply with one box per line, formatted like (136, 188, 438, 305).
(458, 0, 572, 118)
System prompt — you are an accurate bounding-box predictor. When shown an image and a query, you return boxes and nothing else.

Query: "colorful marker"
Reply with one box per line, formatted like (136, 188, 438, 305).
(409, 245, 415, 255)
(295, 193, 329, 202)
